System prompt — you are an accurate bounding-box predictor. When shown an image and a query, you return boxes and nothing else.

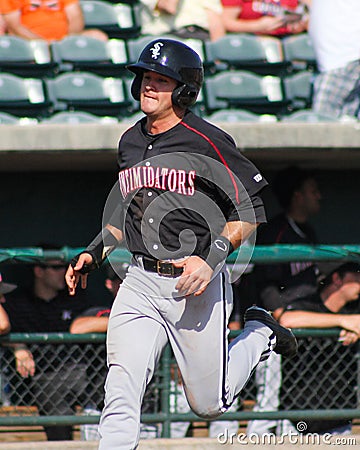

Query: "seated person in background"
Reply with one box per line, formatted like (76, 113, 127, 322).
(255, 166, 321, 320)
(309, 0, 360, 120)
(221, 0, 311, 37)
(247, 165, 321, 436)
(0, 0, 108, 42)
(0, 273, 13, 335)
(139, 0, 225, 41)
(3, 246, 92, 441)
(279, 262, 360, 435)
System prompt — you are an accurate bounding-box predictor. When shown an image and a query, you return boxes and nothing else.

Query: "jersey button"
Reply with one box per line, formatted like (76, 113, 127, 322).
(153, 244, 159, 250)
(147, 192, 153, 197)
(149, 218, 154, 224)
(145, 161, 151, 166)
(148, 144, 153, 150)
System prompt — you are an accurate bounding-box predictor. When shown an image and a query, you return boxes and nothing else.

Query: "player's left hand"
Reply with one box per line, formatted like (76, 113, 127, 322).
(173, 256, 213, 297)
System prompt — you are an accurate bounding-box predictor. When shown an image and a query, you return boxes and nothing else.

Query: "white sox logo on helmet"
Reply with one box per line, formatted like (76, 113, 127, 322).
(150, 42, 164, 59)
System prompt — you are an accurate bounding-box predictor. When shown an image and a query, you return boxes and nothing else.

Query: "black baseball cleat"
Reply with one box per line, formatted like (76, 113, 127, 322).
(244, 305, 298, 359)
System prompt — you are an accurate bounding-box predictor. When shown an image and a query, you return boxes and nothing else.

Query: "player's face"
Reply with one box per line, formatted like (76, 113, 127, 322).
(140, 71, 178, 117)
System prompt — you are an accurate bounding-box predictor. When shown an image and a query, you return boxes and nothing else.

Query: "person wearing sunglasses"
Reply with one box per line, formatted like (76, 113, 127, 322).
(3, 248, 91, 441)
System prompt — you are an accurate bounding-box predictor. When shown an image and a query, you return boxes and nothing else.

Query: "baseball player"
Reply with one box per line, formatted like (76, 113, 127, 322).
(65, 39, 297, 449)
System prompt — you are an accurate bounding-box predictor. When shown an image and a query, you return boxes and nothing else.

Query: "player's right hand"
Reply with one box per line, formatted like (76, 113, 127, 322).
(65, 253, 93, 296)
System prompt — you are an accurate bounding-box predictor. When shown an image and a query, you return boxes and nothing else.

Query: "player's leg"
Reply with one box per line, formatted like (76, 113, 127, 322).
(98, 266, 168, 450)
(165, 269, 296, 419)
(164, 268, 275, 419)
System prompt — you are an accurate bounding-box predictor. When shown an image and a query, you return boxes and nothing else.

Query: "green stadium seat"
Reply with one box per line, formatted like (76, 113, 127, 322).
(81, 0, 141, 39)
(0, 112, 21, 124)
(205, 109, 277, 123)
(204, 70, 288, 115)
(281, 110, 338, 122)
(120, 110, 146, 123)
(51, 36, 129, 76)
(282, 33, 317, 72)
(45, 71, 132, 118)
(283, 71, 314, 111)
(0, 73, 50, 118)
(0, 36, 55, 77)
(42, 111, 118, 124)
(204, 33, 289, 76)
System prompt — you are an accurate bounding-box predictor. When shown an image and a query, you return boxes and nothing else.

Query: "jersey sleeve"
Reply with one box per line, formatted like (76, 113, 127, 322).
(202, 128, 268, 224)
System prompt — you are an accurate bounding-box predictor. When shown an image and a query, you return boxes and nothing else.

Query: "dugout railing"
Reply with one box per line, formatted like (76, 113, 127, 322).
(0, 245, 359, 438)
(0, 330, 359, 438)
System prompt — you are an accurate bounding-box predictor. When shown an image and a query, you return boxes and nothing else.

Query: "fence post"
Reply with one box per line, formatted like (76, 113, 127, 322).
(160, 344, 172, 438)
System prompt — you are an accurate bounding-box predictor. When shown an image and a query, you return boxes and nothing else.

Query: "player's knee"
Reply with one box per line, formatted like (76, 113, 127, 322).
(188, 399, 222, 420)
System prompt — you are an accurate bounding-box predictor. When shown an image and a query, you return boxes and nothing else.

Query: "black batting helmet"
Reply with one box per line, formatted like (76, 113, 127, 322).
(127, 38, 204, 109)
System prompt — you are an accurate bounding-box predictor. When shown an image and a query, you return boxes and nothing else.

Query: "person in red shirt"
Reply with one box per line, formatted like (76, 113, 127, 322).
(0, 0, 108, 42)
(221, 0, 311, 37)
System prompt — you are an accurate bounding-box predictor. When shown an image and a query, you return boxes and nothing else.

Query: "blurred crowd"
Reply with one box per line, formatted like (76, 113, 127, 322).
(0, 1, 358, 119)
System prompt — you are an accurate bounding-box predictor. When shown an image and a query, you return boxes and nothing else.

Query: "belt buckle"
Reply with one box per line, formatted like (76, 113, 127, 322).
(156, 260, 175, 277)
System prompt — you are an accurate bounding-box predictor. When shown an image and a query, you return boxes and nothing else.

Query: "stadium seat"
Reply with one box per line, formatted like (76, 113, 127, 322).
(0, 111, 21, 124)
(45, 71, 132, 117)
(51, 36, 129, 76)
(204, 70, 288, 115)
(0, 36, 55, 77)
(42, 111, 118, 124)
(205, 109, 277, 123)
(126, 35, 205, 64)
(81, 1, 141, 39)
(121, 110, 146, 123)
(282, 33, 317, 72)
(0, 73, 50, 118)
(204, 33, 289, 76)
(283, 71, 314, 111)
(281, 110, 338, 122)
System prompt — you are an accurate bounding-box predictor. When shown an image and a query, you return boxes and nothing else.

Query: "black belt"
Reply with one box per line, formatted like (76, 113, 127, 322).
(139, 256, 183, 278)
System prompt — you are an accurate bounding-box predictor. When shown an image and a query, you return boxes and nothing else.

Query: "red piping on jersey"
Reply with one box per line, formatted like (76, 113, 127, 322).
(181, 122, 240, 204)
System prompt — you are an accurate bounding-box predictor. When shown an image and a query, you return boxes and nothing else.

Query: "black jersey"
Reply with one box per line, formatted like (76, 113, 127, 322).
(111, 110, 268, 260)
(3, 288, 91, 371)
(4, 288, 90, 333)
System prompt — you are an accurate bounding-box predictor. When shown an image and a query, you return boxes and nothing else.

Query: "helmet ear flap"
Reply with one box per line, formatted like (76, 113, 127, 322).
(172, 84, 198, 108)
(130, 74, 142, 101)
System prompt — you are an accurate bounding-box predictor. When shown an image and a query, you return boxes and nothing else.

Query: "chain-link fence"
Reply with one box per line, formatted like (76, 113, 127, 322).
(0, 329, 359, 439)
